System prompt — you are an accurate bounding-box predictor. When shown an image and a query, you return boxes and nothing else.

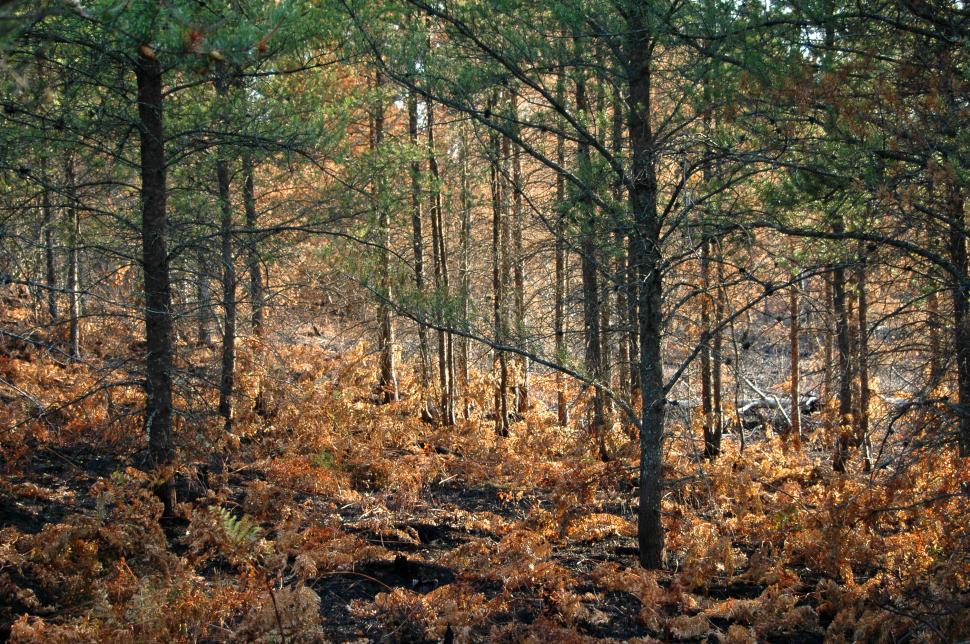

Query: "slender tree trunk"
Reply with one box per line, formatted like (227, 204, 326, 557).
(64, 155, 80, 360)
(135, 51, 175, 515)
(701, 237, 717, 457)
(554, 71, 569, 427)
(490, 121, 510, 436)
(500, 133, 513, 427)
(823, 274, 834, 420)
(713, 255, 724, 449)
(856, 242, 872, 469)
(216, 156, 235, 433)
(627, 19, 665, 569)
(511, 112, 529, 416)
(426, 96, 455, 425)
(458, 123, 471, 418)
(832, 238, 853, 472)
(947, 179, 970, 457)
(214, 67, 236, 434)
(243, 155, 263, 336)
(41, 160, 58, 324)
(612, 83, 629, 423)
(408, 89, 431, 403)
(373, 73, 398, 404)
(242, 154, 269, 417)
(789, 254, 802, 447)
(576, 70, 607, 460)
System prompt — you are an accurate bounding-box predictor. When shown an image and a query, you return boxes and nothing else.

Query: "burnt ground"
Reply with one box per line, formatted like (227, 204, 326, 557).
(1, 438, 834, 643)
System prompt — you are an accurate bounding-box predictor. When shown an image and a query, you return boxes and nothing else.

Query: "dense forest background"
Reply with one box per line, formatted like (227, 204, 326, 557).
(0, 0, 967, 641)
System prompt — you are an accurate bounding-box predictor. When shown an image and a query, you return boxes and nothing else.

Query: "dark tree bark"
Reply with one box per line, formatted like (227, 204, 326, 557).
(458, 122, 472, 418)
(426, 96, 455, 425)
(947, 179, 970, 457)
(627, 12, 665, 569)
(243, 155, 263, 336)
(408, 89, 432, 413)
(554, 70, 569, 428)
(823, 274, 834, 410)
(242, 153, 269, 417)
(135, 51, 175, 515)
(701, 237, 723, 458)
(490, 120, 510, 437)
(64, 154, 80, 360)
(511, 104, 529, 417)
(612, 82, 629, 422)
(215, 66, 236, 434)
(856, 242, 872, 469)
(41, 157, 57, 324)
(832, 230, 853, 472)
(789, 253, 802, 446)
(576, 69, 607, 461)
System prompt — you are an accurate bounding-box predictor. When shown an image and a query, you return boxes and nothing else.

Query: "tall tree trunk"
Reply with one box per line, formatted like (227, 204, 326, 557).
(458, 123, 471, 418)
(947, 179, 970, 457)
(215, 67, 236, 434)
(135, 51, 175, 515)
(701, 237, 717, 457)
(554, 70, 569, 427)
(242, 154, 269, 417)
(713, 254, 725, 448)
(627, 17, 665, 569)
(243, 155, 263, 336)
(789, 254, 802, 447)
(576, 70, 607, 461)
(823, 274, 834, 423)
(511, 110, 529, 416)
(500, 133, 513, 426)
(490, 122, 510, 436)
(64, 155, 80, 360)
(408, 89, 431, 401)
(832, 237, 853, 472)
(856, 242, 872, 470)
(612, 82, 629, 422)
(41, 157, 57, 324)
(426, 96, 455, 425)
(373, 73, 398, 403)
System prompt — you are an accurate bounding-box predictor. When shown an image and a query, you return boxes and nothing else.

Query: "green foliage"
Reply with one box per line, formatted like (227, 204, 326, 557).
(214, 507, 261, 547)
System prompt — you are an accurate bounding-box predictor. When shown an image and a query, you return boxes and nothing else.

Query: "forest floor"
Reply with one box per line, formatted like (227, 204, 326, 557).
(0, 301, 967, 642)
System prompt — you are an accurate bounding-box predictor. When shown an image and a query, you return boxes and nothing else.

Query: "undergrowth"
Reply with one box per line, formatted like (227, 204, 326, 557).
(0, 311, 967, 643)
